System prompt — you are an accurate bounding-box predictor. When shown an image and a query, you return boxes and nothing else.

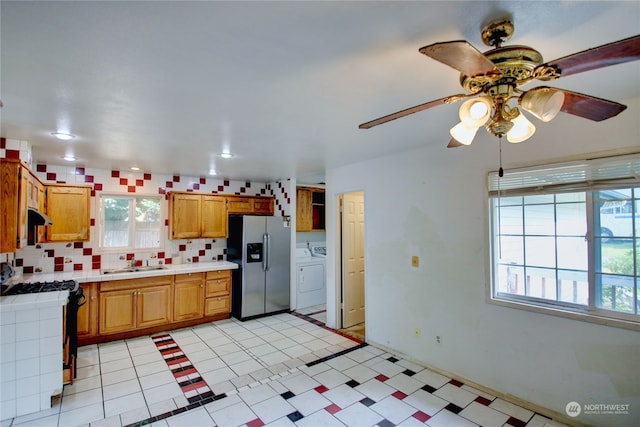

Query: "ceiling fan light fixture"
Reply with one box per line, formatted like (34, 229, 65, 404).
(449, 121, 479, 145)
(506, 111, 536, 143)
(519, 87, 565, 122)
(459, 97, 492, 127)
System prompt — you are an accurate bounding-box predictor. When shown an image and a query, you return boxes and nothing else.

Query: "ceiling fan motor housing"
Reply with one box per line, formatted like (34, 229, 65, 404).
(460, 45, 544, 94)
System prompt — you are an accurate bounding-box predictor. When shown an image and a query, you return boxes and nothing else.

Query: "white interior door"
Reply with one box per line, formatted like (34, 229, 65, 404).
(341, 191, 365, 328)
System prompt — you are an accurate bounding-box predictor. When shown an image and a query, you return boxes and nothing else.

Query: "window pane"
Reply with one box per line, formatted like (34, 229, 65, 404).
(556, 201, 586, 236)
(497, 205, 523, 234)
(525, 236, 556, 267)
(599, 238, 634, 275)
(524, 204, 555, 235)
(496, 264, 524, 295)
(103, 197, 131, 248)
(596, 189, 633, 239)
(557, 236, 587, 271)
(524, 194, 554, 204)
(525, 267, 557, 300)
(558, 269, 588, 305)
(498, 236, 524, 265)
(597, 273, 635, 313)
(135, 198, 161, 248)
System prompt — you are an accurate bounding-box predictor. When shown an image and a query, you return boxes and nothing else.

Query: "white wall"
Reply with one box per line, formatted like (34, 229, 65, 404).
(325, 98, 640, 426)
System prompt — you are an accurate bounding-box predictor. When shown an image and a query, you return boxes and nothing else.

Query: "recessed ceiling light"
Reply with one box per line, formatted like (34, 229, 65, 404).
(130, 166, 140, 171)
(63, 154, 76, 161)
(219, 152, 233, 159)
(209, 169, 217, 175)
(51, 132, 75, 141)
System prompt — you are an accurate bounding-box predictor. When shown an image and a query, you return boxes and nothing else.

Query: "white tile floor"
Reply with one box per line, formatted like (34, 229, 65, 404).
(1, 309, 570, 427)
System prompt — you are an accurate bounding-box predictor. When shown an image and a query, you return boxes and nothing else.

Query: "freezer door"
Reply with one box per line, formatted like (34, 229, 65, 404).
(240, 217, 267, 318)
(264, 217, 291, 313)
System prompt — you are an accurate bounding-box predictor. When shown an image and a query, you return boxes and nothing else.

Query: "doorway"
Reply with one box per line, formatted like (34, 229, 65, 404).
(338, 191, 365, 340)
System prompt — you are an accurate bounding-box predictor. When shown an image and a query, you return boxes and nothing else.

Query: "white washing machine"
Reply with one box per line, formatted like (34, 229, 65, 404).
(295, 247, 326, 309)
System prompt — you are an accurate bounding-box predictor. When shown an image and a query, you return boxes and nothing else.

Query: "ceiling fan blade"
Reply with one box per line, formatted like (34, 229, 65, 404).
(447, 138, 465, 148)
(559, 89, 627, 121)
(419, 41, 500, 77)
(359, 95, 459, 129)
(544, 34, 640, 77)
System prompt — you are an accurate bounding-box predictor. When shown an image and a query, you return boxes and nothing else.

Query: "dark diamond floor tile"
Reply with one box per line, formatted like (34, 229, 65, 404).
(506, 416, 528, 427)
(449, 379, 464, 387)
(421, 384, 437, 393)
(387, 356, 399, 363)
(287, 411, 304, 422)
(345, 379, 360, 388)
(377, 419, 395, 427)
(445, 402, 463, 414)
(402, 369, 416, 377)
(281, 391, 295, 400)
(360, 397, 375, 407)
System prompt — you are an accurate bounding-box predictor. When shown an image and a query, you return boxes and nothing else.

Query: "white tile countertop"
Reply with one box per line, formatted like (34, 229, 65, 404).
(9, 260, 239, 285)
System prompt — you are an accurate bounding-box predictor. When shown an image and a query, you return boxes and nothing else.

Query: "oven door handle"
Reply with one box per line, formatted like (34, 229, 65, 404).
(76, 292, 87, 307)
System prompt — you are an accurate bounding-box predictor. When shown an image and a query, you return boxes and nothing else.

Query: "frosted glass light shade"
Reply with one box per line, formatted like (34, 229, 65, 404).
(459, 97, 492, 127)
(449, 121, 479, 145)
(519, 87, 565, 122)
(506, 112, 536, 143)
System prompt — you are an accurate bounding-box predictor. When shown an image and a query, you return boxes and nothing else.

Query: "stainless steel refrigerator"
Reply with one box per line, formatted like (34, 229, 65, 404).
(228, 215, 291, 320)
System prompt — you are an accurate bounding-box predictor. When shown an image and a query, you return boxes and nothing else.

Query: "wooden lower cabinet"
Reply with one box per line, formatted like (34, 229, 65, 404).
(173, 273, 205, 321)
(81, 269, 234, 345)
(98, 276, 171, 335)
(205, 270, 231, 316)
(77, 282, 98, 339)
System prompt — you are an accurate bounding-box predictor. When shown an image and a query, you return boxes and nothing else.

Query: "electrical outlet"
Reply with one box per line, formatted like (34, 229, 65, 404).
(411, 255, 419, 268)
(414, 327, 421, 338)
(436, 335, 442, 344)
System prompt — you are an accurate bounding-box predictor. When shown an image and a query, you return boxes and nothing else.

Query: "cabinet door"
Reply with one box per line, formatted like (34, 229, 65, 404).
(18, 169, 29, 248)
(201, 195, 228, 238)
(77, 283, 98, 339)
(296, 188, 312, 232)
(45, 185, 90, 242)
(169, 193, 202, 239)
(226, 196, 253, 214)
(253, 197, 274, 215)
(99, 289, 136, 335)
(137, 285, 172, 328)
(174, 279, 204, 321)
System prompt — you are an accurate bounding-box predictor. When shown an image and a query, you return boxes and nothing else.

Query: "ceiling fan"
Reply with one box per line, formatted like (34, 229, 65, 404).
(359, 20, 640, 149)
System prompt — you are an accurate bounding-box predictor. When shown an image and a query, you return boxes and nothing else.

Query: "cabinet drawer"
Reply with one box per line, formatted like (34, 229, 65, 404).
(100, 276, 171, 292)
(205, 296, 230, 316)
(174, 272, 204, 283)
(206, 270, 231, 280)
(206, 277, 230, 297)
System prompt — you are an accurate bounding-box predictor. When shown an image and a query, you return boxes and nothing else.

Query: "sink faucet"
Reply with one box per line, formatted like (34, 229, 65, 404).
(130, 257, 136, 267)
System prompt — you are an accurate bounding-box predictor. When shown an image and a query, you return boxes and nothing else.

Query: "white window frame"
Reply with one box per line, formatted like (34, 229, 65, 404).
(98, 193, 164, 252)
(487, 154, 640, 330)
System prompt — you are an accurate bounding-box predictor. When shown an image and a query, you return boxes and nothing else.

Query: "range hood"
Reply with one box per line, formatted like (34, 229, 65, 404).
(28, 207, 53, 226)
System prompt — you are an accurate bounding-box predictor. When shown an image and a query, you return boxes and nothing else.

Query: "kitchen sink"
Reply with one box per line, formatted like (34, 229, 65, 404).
(102, 266, 167, 274)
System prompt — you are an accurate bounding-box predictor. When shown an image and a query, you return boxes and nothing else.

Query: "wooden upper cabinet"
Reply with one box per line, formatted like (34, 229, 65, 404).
(169, 192, 202, 239)
(202, 195, 228, 237)
(45, 184, 91, 242)
(297, 187, 325, 232)
(226, 195, 274, 215)
(168, 192, 227, 239)
(0, 159, 39, 252)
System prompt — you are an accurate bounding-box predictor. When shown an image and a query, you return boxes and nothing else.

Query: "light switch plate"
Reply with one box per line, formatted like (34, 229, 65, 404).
(411, 256, 419, 268)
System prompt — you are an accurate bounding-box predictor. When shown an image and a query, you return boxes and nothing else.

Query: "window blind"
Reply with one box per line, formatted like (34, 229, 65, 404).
(487, 153, 640, 197)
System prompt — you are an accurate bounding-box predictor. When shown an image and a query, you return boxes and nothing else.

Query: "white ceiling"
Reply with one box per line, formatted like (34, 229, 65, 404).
(2, 1, 639, 184)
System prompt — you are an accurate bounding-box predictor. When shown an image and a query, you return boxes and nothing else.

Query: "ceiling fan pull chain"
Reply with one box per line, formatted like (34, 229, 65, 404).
(498, 135, 504, 177)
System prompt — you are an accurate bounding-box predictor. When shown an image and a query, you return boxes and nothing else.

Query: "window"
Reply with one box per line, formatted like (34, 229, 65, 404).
(488, 154, 640, 328)
(100, 195, 162, 250)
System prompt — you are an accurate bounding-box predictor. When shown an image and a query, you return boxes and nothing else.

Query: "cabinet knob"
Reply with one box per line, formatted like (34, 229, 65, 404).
(200, 284, 204, 288)
(90, 296, 95, 301)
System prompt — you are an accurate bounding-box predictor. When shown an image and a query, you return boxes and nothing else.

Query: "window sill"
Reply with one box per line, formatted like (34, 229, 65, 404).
(488, 295, 640, 331)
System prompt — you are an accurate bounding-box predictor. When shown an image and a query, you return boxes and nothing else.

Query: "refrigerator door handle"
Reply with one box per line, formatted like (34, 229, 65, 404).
(262, 232, 270, 271)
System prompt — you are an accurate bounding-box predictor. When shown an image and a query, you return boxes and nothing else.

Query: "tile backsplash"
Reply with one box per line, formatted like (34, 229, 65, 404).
(1, 139, 292, 276)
